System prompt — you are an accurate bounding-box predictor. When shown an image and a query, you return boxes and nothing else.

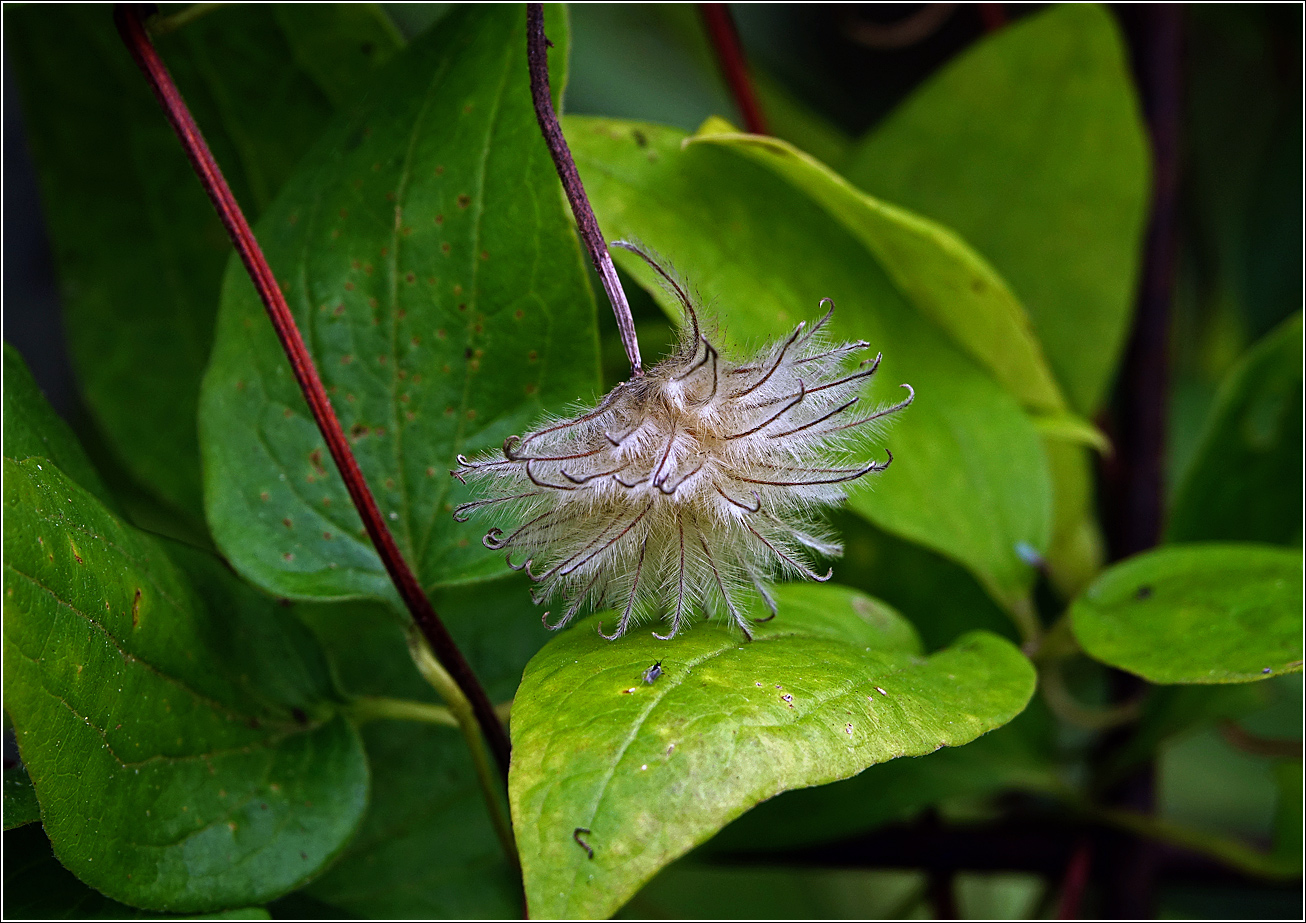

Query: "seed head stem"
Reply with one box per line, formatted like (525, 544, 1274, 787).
(112, 3, 511, 782)
(526, 3, 643, 377)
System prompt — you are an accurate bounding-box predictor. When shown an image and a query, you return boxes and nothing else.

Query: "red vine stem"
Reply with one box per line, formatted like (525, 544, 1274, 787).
(526, 3, 643, 377)
(112, 3, 511, 781)
(699, 4, 768, 135)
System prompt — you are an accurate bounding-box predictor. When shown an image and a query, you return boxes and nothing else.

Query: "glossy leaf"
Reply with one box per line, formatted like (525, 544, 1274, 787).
(845, 3, 1150, 414)
(690, 121, 1066, 413)
(565, 116, 1051, 616)
(2, 458, 368, 912)
(1167, 314, 1303, 546)
(200, 3, 598, 600)
(297, 578, 551, 919)
(1071, 544, 1304, 684)
(5, 5, 402, 523)
(509, 584, 1035, 918)
(2, 343, 114, 508)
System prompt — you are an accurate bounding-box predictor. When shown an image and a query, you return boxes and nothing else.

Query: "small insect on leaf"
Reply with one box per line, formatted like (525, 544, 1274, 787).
(643, 660, 663, 684)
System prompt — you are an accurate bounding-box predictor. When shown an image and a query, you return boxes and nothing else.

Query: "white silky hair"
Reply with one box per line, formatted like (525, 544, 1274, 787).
(453, 247, 913, 640)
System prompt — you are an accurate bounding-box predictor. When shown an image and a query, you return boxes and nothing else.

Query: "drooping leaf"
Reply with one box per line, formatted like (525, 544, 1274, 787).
(1071, 544, 1304, 684)
(3, 763, 40, 831)
(2, 342, 114, 508)
(5, 4, 402, 524)
(509, 584, 1035, 918)
(690, 121, 1067, 413)
(1167, 314, 1303, 546)
(200, 3, 599, 601)
(565, 116, 1051, 617)
(845, 3, 1150, 414)
(2, 458, 368, 912)
(296, 577, 551, 919)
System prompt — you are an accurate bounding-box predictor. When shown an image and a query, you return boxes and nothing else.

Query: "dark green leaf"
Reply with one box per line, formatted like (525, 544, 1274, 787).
(3, 763, 40, 831)
(509, 584, 1035, 918)
(565, 116, 1051, 618)
(1071, 544, 1304, 684)
(691, 122, 1067, 413)
(5, 4, 401, 523)
(2, 458, 368, 912)
(845, 4, 1150, 414)
(200, 3, 599, 600)
(1167, 314, 1303, 546)
(2, 342, 114, 509)
(296, 579, 551, 918)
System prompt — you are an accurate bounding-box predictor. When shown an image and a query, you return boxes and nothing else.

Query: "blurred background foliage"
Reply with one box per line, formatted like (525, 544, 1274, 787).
(3, 2, 1301, 919)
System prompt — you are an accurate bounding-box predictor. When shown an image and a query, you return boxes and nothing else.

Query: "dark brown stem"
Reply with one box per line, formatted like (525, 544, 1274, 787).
(525, 3, 642, 377)
(113, 3, 511, 782)
(698, 4, 768, 134)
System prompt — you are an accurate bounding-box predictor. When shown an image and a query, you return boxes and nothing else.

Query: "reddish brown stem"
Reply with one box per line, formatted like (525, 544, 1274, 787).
(112, 3, 511, 781)
(699, 3, 768, 134)
(526, 3, 642, 377)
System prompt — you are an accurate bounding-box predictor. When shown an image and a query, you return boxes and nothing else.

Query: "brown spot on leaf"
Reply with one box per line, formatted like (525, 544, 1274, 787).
(132, 588, 141, 629)
(457, 194, 471, 209)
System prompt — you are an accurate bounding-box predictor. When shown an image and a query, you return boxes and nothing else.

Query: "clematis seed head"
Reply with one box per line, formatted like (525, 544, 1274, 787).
(452, 247, 912, 640)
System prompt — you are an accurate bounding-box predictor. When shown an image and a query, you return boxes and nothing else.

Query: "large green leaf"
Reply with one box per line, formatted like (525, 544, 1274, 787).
(5, 5, 402, 523)
(2, 458, 368, 912)
(845, 3, 1150, 414)
(3, 343, 114, 509)
(1071, 544, 1304, 684)
(296, 578, 550, 918)
(200, 3, 598, 601)
(690, 122, 1066, 413)
(509, 584, 1035, 918)
(565, 116, 1051, 617)
(1167, 314, 1303, 546)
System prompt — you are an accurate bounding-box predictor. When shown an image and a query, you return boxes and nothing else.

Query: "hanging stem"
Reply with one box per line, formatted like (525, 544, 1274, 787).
(525, 3, 643, 378)
(112, 3, 512, 783)
(699, 3, 769, 134)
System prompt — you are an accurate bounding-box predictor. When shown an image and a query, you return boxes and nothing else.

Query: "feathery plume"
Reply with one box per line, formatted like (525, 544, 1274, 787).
(452, 244, 913, 640)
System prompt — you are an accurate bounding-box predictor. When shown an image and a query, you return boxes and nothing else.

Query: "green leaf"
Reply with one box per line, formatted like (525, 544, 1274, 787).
(2, 458, 368, 912)
(5, 4, 402, 523)
(509, 584, 1035, 918)
(845, 3, 1150, 414)
(1071, 544, 1304, 684)
(565, 116, 1052, 617)
(708, 703, 1058, 853)
(1167, 314, 1303, 546)
(200, 3, 599, 600)
(296, 579, 551, 918)
(4, 763, 40, 831)
(690, 121, 1067, 413)
(2, 343, 114, 509)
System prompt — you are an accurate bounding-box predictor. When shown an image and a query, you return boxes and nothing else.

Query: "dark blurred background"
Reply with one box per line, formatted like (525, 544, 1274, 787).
(4, 4, 1302, 919)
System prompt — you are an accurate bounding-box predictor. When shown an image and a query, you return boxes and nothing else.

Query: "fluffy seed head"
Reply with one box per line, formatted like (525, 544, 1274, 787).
(452, 250, 913, 640)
